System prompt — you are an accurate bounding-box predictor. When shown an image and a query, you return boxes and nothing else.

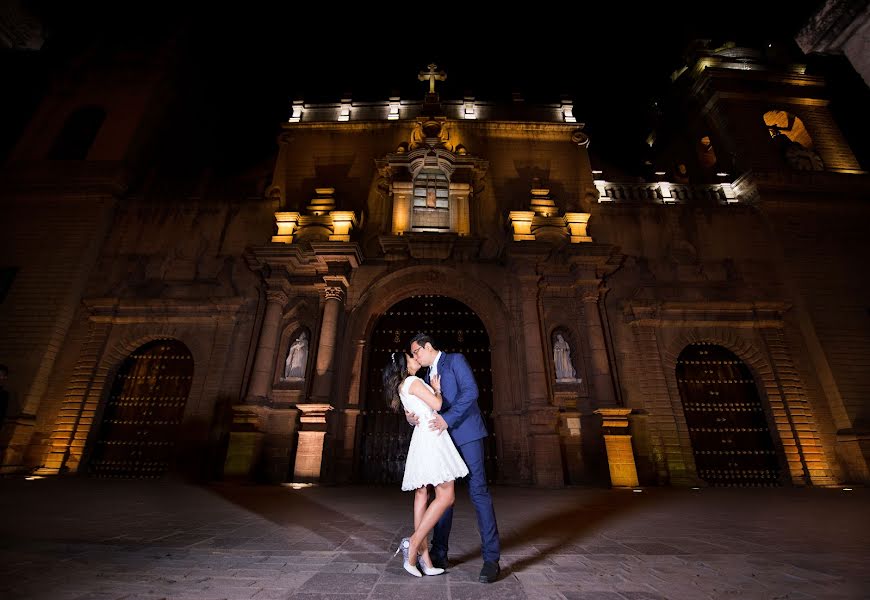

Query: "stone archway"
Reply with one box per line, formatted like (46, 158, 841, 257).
(87, 338, 194, 479)
(337, 266, 531, 484)
(356, 295, 496, 484)
(656, 325, 837, 486)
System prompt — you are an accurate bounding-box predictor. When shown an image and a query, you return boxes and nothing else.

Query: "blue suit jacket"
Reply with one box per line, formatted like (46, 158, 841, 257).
(428, 352, 488, 445)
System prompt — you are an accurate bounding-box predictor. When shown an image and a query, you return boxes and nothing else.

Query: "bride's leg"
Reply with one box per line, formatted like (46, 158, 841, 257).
(409, 481, 455, 559)
(413, 486, 428, 531)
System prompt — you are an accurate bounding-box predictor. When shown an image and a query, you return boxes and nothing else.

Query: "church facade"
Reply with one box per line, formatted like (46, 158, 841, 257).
(1, 45, 868, 488)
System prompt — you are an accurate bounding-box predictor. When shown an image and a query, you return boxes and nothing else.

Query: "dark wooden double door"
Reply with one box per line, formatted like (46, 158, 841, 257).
(676, 343, 782, 486)
(88, 339, 193, 479)
(358, 295, 497, 484)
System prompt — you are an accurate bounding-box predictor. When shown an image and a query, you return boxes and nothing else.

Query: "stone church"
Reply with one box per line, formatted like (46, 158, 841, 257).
(1, 35, 869, 489)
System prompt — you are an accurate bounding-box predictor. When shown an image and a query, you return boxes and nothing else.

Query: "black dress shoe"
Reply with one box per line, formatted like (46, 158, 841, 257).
(479, 560, 500, 583)
(430, 556, 448, 570)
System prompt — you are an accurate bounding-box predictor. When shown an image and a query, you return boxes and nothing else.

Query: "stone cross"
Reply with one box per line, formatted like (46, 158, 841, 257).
(418, 64, 446, 94)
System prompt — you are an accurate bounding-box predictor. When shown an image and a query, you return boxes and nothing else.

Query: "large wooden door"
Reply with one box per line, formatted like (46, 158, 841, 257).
(87, 339, 193, 479)
(676, 343, 782, 486)
(358, 295, 497, 483)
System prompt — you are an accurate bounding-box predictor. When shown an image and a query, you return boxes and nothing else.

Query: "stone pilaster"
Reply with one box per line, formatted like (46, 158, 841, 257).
(760, 326, 837, 486)
(517, 265, 562, 486)
(36, 320, 112, 475)
(582, 287, 617, 407)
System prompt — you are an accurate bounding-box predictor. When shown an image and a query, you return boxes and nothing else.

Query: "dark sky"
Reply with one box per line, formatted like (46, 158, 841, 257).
(8, 1, 868, 172)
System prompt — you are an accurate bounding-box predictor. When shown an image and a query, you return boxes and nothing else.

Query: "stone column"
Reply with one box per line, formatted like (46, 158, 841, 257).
(582, 287, 617, 407)
(293, 280, 345, 482)
(518, 266, 562, 486)
(595, 408, 639, 488)
(310, 282, 345, 402)
(246, 289, 288, 403)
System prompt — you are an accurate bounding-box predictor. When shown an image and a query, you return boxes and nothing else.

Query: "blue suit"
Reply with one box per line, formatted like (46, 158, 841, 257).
(427, 352, 500, 563)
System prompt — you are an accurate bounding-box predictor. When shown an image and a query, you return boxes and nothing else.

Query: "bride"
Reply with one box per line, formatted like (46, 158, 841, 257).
(382, 351, 469, 577)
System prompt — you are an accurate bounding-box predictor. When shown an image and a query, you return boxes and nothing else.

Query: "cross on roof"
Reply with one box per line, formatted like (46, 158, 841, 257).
(418, 64, 447, 94)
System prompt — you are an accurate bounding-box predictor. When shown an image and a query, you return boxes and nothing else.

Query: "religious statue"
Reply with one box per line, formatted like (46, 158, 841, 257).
(282, 331, 309, 380)
(553, 333, 577, 381)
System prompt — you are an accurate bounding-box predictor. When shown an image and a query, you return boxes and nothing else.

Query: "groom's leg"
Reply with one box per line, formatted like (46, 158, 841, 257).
(430, 504, 453, 562)
(460, 438, 500, 562)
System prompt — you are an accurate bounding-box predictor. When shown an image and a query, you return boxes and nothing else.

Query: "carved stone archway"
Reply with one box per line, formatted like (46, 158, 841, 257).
(657, 325, 838, 486)
(334, 265, 532, 484)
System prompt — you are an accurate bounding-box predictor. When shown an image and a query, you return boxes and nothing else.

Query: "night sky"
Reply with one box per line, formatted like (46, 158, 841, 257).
(5, 1, 868, 174)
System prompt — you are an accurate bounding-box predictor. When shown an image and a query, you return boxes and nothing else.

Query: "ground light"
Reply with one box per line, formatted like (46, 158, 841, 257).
(282, 483, 317, 490)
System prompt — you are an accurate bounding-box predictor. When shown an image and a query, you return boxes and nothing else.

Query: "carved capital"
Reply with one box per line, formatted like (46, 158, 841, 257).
(324, 286, 345, 302)
(266, 290, 289, 305)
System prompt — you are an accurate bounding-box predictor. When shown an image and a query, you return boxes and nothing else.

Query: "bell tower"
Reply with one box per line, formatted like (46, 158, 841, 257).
(0, 32, 181, 474)
(673, 41, 864, 178)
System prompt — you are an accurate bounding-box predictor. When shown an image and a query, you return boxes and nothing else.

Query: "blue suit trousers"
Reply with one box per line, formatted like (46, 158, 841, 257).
(431, 437, 500, 562)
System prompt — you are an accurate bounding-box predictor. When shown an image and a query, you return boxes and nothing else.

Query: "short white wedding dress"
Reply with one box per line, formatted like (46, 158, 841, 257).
(399, 376, 469, 491)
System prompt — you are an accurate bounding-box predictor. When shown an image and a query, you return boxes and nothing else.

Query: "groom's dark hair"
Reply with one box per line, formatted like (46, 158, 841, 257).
(409, 332, 437, 351)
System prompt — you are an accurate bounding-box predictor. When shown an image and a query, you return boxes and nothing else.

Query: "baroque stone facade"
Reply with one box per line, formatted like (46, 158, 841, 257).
(1, 42, 869, 488)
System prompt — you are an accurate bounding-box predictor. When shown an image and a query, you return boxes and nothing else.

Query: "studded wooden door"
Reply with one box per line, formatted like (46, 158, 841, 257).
(359, 295, 497, 484)
(676, 343, 781, 486)
(88, 339, 193, 478)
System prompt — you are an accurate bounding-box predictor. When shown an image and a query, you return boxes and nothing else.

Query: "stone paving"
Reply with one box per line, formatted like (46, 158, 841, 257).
(0, 477, 866, 599)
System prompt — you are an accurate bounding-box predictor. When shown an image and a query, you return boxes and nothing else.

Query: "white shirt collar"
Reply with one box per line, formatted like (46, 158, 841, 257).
(431, 351, 443, 375)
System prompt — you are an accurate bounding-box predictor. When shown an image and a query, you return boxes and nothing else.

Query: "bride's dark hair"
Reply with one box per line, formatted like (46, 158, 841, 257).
(382, 352, 407, 412)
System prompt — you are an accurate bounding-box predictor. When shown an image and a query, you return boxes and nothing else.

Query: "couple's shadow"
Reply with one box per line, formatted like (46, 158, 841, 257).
(449, 488, 651, 574)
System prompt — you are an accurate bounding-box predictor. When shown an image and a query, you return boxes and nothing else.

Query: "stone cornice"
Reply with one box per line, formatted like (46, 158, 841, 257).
(625, 300, 790, 327)
(82, 296, 249, 322)
(0, 160, 131, 196)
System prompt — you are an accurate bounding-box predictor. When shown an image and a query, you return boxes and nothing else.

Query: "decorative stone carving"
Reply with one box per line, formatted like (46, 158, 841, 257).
(553, 333, 579, 381)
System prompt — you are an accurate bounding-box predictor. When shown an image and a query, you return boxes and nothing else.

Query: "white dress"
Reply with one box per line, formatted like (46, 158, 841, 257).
(399, 376, 469, 491)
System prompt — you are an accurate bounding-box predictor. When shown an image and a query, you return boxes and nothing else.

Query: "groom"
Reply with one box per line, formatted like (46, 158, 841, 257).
(407, 333, 501, 583)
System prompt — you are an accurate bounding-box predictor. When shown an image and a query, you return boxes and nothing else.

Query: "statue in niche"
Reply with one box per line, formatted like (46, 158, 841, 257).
(553, 333, 578, 381)
(282, 331, 309, 380)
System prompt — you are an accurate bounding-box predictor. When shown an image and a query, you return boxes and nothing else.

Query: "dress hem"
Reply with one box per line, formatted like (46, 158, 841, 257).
(401, 472, 467, 492)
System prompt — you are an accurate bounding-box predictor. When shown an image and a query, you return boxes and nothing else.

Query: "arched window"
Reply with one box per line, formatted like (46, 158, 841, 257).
(47, 106, 106, 160)
(763, 109, 824, 171)
(763, 109, 814, 149)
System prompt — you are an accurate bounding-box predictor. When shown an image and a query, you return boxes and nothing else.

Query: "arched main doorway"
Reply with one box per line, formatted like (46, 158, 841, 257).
(87, 339, 194, 479)
(358, 295, 496, 484)
(676, 343, 782, 486)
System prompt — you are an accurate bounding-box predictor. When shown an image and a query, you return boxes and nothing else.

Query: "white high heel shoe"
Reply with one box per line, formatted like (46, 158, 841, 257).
(393, 537, 422, 577)
(417, 553, 445, 576)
